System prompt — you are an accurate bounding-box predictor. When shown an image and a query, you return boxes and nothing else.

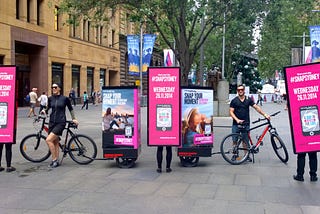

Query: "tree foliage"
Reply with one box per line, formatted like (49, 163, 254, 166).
(258, 0, 316, 78)
(57, 0, 267, 85)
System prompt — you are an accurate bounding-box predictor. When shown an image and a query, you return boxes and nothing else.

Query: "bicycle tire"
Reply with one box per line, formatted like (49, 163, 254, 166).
(270, 133, 289, 163)
(20, 134, 51, 163)
(179, 156, 199, 167)
(220, 133, 250, 165)
(67, 134, 97, 165)
(116, 158, 136, 168)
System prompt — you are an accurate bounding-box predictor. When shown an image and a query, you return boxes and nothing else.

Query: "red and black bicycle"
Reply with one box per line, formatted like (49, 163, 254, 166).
(220, 111, 289, 165)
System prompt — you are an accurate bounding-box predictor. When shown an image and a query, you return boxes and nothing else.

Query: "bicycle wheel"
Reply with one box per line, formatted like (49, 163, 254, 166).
(67, 134, 97, 164)
(180, 156, 199, 167)
(20, 134, 51, 162)
(270, 133, 289, 163)
(220, 133, 250, 165)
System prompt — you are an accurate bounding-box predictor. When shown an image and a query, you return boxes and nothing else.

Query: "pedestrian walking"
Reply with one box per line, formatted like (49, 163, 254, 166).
(27, 87, 38, 117)
(81, 91, 89, 110)
(38, 91, 48, 114)
(69, 88, 76, 106)
(91, 90, 96, 105)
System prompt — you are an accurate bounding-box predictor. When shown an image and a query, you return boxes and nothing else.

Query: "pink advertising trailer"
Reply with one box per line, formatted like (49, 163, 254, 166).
(178, 87, 214, 167)
(147, 67, 215, 167)
(101, 86, 141, 168)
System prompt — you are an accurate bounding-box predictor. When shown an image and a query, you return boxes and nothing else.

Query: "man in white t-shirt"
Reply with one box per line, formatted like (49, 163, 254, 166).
(27, 87, 38, 117)
(38, 91, 48, 114)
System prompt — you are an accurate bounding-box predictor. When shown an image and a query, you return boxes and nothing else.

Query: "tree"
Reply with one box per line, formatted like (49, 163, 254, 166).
(57, 0, 267, 85)
(258, 0, 315, 78)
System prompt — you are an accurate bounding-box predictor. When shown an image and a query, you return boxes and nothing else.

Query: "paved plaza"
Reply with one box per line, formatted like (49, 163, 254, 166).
(0, 102, 319, 214)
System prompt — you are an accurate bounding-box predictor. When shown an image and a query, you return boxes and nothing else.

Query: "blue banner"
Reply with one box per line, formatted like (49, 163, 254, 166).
(309, 26, 320, 62)
(127, 35, 140, 76)
(142, 34, 157, 73)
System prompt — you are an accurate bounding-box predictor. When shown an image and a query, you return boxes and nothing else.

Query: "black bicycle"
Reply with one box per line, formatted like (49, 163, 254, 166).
(220, 111, 289, 165)
(20, 115, 97, 165)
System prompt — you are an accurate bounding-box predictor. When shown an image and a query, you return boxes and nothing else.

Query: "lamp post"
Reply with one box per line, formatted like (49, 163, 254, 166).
(221, 12, 226, 80)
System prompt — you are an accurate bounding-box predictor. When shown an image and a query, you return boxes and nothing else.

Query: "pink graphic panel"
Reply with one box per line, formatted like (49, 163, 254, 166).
(148, 67, 180, 146)
(284, 63, 320, 153)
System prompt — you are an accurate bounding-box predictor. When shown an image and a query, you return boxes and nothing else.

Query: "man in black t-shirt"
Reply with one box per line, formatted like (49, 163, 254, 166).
(229, 84, 270, 162)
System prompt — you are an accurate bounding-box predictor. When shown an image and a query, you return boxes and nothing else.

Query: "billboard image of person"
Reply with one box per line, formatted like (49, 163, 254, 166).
(102, 87, 139, 149)
(181, 88, 214, 148)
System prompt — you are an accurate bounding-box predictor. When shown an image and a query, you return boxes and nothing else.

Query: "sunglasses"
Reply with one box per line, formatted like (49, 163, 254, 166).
(237, 88, 244, 91)
(51, 86, 58, 89)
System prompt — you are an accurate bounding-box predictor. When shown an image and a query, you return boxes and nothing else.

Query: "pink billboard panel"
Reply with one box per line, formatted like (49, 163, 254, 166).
(0, 66, 16, 143)
(284, 63, 320, 153)
(148, 67, 180, 146)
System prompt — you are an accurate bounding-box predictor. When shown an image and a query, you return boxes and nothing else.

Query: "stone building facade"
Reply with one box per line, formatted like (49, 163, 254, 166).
(0, 1, 164, 106)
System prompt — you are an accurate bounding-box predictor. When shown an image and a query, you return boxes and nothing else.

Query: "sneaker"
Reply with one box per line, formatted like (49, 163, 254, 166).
(156, 168, 162, 173)
(310, 176, 318, 182)
(48, 160, 60, 168)
(0, 166, 4, 172)
(166, 168, 172, 173)
(293, 175, 304, 182)
(6, 167, 16, 172)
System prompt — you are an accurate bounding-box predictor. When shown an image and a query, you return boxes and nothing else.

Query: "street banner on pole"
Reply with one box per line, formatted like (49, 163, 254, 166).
(284, 63, 320, 153)
(309, 26, 320, 62)
(127, 35, 140, 76)
(142, 34, 157, 73)
(164, 49, 174, 67)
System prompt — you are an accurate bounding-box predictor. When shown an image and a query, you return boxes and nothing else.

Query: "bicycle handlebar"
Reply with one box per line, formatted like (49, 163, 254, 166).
(252, 111, 281, 124)
(66, 120, 78, 129)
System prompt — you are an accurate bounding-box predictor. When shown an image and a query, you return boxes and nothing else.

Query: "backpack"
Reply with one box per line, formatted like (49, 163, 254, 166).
(25, 94, 30, 103)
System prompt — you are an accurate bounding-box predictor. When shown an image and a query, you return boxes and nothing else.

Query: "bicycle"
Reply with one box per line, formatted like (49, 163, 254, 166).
(220, 111, 289, 165)
(20, 115, 97, 165)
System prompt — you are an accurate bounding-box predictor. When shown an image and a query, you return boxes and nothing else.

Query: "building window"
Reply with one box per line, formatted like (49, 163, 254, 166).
(27, 0, 31, 22)
(100, 68, 106, 88)
(0, 55, 4, 65)
(87, 67, 94, 95)
(72, 65, 80, 97)
(112, 30, 115, 47)
(16, 0, 20, 19)
(37, 0, 43, 26)
(54, 6, 59, 31)
(83, 20, 86, 40)
(52, 63, 64, 87)
(88, 21, 91, 41)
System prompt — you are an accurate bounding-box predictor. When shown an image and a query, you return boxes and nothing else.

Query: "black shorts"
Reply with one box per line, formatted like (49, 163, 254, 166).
(48, 122, 66, 136)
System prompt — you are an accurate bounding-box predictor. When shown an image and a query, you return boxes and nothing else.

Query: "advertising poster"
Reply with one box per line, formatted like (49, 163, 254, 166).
(127, 35, 140, 76)
(181, 88, 214, 148)
(148, 67, 180, 146)
(102, 87, 139, 149)
(0, 66, 16, 143)
(142, 34, 157, 72)
(309, 26, 320, 63)
(284, 63, 320, 153)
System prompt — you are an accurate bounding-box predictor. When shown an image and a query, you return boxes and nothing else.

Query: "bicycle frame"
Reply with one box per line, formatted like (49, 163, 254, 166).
(247, 121, 270, 150)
